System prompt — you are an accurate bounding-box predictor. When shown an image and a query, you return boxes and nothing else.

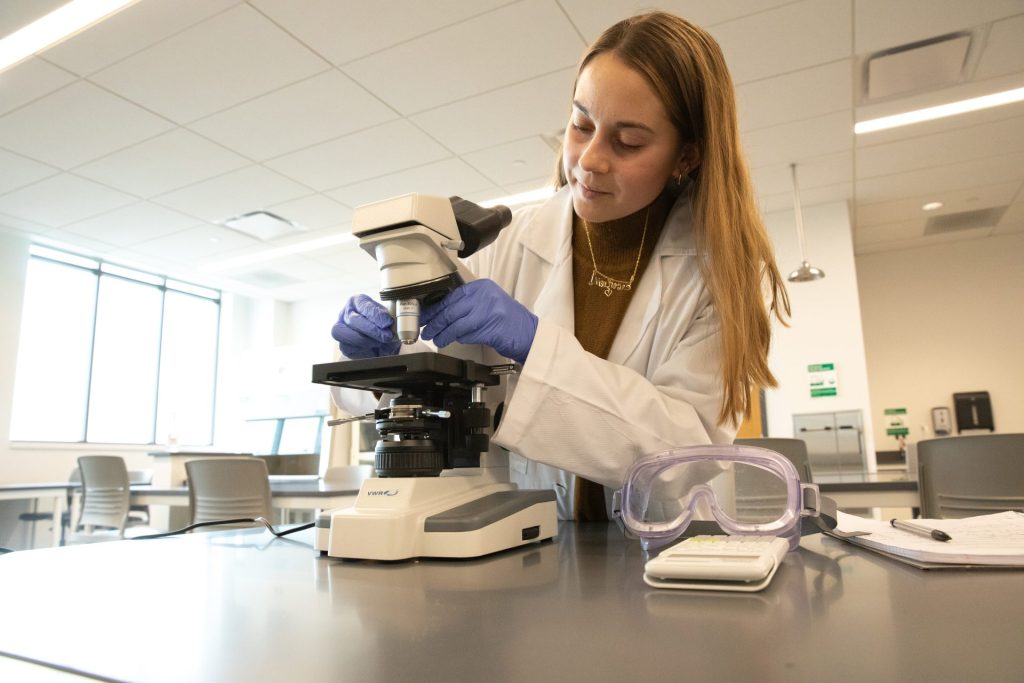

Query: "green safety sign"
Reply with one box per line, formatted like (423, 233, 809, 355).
(884, 407, 909, 436)
(807, 363, 837, 398)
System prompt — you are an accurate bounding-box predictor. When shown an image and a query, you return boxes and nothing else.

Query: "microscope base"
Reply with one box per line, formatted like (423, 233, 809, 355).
(319, 474, 557, 561)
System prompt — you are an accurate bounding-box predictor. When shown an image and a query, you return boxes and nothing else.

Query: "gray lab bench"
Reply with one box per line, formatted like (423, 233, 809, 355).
(0, 523, 1020, 682)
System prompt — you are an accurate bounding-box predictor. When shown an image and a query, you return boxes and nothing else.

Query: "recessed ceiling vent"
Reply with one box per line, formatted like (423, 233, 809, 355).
(924, 206, 1007, 235)
(221, 210, 306, 241)
(864, 32, 973, 102)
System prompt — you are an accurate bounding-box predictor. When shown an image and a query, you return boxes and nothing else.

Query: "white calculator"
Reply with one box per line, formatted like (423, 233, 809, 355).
(643, 535, 790, 592)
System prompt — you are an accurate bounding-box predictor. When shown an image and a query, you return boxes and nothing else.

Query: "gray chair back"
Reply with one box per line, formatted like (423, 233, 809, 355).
(917, 433, 1024, 518)
(734, 437, 814, 482)
(186, 458, 272, 528)
(76, 456, 130, 534)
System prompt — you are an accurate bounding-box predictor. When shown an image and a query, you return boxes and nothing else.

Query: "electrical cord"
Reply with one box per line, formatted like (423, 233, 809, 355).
(131, 516, 314, 540)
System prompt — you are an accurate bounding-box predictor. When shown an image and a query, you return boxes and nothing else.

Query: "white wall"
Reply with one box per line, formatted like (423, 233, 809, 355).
(763, 201, 878, 467)
(856, 231, 1024, 447)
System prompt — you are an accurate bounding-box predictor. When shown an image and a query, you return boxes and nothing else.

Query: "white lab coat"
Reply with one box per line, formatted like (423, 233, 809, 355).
(332, 186, 736, 520)
(467, 186, 736, 519)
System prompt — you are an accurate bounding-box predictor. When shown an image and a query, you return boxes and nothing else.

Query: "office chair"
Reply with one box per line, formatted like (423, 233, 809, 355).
(917, 433, 1024, 518)
(734, 437, 814, 482)
(185, 458, 272, 531)
(67, 456, 131, 544)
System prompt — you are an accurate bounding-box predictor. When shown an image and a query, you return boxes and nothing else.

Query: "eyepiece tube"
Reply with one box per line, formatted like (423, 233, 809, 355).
(395, 298, 420, 344)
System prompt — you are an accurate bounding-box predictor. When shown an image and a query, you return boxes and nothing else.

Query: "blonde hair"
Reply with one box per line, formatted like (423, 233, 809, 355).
(557, 11, 790, 426)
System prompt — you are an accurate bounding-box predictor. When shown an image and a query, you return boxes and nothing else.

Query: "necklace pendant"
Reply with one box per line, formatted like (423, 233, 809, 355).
(604, 287, 612, 297)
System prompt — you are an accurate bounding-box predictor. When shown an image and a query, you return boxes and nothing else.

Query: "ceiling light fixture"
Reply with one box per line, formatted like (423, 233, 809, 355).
(786, 163, 825, 283)
(854, 86, 1024, 134)
(0, 0, 141, 74)
(922, 201, 944, 211)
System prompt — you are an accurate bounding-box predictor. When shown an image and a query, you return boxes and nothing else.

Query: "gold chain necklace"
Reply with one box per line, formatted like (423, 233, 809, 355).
(582, 207, 650, 297)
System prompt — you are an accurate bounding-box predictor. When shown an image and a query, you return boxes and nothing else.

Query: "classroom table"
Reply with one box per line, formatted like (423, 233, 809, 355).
(2, 471, 368, 549)
(814, 469, 919, 509)
(134, 475, 368, 528)
(0, 483, 70, 547)
(0, 522, 1020, 682)
(130, 474, 365, 510)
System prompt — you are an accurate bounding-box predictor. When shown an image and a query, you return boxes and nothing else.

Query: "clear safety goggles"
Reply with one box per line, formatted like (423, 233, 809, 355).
(612, 445, 832, 551)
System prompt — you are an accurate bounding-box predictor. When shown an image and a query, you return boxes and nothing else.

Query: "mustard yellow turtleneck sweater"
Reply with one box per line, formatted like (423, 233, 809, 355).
(570, 190, 674, 520)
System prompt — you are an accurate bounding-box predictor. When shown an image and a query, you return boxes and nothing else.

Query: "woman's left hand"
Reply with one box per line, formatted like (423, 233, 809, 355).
(420, 279, 537, 364)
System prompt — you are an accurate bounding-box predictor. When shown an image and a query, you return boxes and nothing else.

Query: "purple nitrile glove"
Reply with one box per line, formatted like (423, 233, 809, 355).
(331, 294, 401, 359)
(419, 279, 537, 364)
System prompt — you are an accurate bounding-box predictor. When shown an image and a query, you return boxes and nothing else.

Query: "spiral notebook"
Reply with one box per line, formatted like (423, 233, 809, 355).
(829, 510, 1024, 569)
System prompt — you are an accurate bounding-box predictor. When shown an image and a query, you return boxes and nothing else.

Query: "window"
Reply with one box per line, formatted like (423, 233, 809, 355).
(10, 247, 221, 445)
(242, 416, 325, 456)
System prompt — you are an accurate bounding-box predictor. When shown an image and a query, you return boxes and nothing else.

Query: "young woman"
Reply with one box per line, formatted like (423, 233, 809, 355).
(332, 11, 789, 520)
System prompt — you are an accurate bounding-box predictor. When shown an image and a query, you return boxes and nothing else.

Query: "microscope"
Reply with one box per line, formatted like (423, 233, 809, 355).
(312, 194, 558, 561)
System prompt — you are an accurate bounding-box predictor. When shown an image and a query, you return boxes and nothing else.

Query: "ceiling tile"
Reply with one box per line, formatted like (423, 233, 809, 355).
(90, 4, 328, 123)
(0, 81, 173, 168)
(129, 223, 262, 259)
(0, 0, 68, 36)
(712, 0, 852, 85)
(326, 158, 499, 208)
(0, 211, 50, 235)
(264, 119, 450, 192)
(73, 127, 249, 197)
(855, 218, 926, 246)
(855, 225, 994, 255)
(0, 57, 76, 116)
(854, 0, 1023, 54)
(41, 0, 241, 76)
(189, 70, 398, 161)
(74, 128, 250, 198)
(411, 68, 574, 154)
(153, 165, 313, 223)
(237, 254, 340, 282)
(557, 0, 796, 41)
(461, 136, 559, 186)
(972, 14, 1024, 81)
(250, 0, 510, 65)
(304, 251, 380, 292)
(737, 60, 852, 132)
(759, 182, 853, 214)
(856, 115, 1024, 180)
(856, 181, 1021, 227)
(741, 110, 853, 170)
(994, 201, 1024, 234)
(266, 194, 353, 231)
(342, 0, 584, 114)
(0, 174, 135, 227)
(61, 201, 203, 247)
(34, 227, 127, 256)
(750, 153, 853, 196)
(855, 151, 1024, 204)
(0, 149, 58, 195)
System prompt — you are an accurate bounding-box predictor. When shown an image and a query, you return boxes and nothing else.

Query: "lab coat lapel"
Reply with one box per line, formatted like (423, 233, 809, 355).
(606, 194, 694, 367)
(520, 189, 576, 331)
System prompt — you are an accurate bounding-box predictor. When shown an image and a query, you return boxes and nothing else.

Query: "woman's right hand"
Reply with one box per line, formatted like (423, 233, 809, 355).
(331, 295, 400, 358)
